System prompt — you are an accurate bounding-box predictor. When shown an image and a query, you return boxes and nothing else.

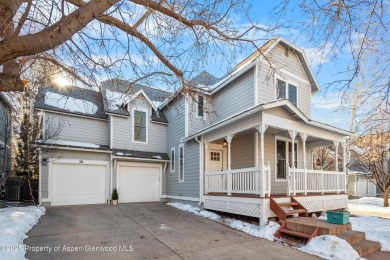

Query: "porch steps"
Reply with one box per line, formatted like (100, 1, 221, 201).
(275, 218, 381, 257)
(336, 231, 381, 257)
(270, 197, 308, 221)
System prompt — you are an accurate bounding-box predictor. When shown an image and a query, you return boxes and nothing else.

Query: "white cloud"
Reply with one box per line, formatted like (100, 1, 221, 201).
(312, 94, 342, 110)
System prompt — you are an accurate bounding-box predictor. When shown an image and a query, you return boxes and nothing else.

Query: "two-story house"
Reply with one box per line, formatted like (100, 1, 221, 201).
(35, 37, 353, 225)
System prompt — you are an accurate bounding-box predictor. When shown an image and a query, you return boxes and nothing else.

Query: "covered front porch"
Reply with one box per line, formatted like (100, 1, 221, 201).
(184, 100, 352, 225)
(202, 116, 348, 198)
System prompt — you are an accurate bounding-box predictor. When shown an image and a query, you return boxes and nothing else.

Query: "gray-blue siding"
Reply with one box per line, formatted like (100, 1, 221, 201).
(164, 97, 200, 199)
(212, 68, 255, 123)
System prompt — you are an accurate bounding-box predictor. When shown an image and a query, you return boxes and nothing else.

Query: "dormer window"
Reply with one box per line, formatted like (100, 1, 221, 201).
(197, 95, 204, 118)
(276, 79, 298, 106)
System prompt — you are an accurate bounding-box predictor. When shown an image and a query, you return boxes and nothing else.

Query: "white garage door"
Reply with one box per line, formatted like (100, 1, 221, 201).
(52, 163, 107, 206)
(118, 164, 160, 203)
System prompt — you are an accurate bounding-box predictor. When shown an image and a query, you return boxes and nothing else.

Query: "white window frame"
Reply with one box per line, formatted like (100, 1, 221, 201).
(274, 136, 299, 182)
(170, 147, 175, 172)
(132, 107, 148, 144)
(178, 144, 184, 182)
(275, 76, 299, 107)
(196, 94, 206, 119)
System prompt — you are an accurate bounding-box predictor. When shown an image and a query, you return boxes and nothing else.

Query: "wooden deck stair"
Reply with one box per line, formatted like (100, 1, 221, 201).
(274, 217, 381, 257)
(270, 197, 308, 221)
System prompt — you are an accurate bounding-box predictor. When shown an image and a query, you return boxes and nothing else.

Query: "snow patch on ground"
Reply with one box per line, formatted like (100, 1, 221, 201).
(299, 235, 360, 260)
(45, 92, 98, 114)
(348, 197, 390, 214)
(167, 202, 280, 241)
(0, 206, 46, 259)
(350, 215, 390, 251)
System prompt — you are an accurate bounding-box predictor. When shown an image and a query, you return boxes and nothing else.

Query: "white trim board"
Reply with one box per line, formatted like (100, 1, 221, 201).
(161, 195, 199, 202)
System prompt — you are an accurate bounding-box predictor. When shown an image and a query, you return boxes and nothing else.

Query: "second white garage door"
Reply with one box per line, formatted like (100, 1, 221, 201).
(52, 163, 107, 206)
(118, 164, 161, 203)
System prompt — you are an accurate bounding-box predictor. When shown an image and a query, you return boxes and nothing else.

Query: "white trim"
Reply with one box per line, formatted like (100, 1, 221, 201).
(275, 136, 298, 181)
(254, 63, 259, 105)
(170, 146, 176, 172)
(151, 120, 168, 125)
(51, 159, 110, 165)
(126, 89, 157, 111)
(112, 156, 169, 163)
(184, 93, 189, 137)
(274, 76, 299, 108)
(38, 145, 112, 153)
(132, 107, 149, 144)
(110, 115, 113, 149)
(105, 112, 128, 118)
(211, 60, 257, 94)
(279, 68, 310, 85)
(178, 144, 184, 182)
(36, 108, 108, 121)
(196, 94, 206, 119)
(161, 195, 199, 202)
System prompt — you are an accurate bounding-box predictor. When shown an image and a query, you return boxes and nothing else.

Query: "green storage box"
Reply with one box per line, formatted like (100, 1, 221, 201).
(326, 211, 350, 225)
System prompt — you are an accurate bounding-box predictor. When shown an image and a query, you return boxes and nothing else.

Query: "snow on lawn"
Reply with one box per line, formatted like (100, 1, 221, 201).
(348, 197, 390, 214)
(0, 206, 46, 259)
(45, 92, 98, 114)
(299, 235, 360, 260)
(350, 215, 390, 251)
(167, 202, 280, 241)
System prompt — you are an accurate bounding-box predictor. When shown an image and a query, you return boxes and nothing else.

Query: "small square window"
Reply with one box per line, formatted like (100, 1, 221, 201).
(210, 152, 221, 161)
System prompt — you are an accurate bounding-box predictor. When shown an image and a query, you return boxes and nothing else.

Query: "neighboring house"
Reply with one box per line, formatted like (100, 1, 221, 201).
(0, 92, 13, 177)
(34, 37, 353, 225)
(347, 149, 381, 199)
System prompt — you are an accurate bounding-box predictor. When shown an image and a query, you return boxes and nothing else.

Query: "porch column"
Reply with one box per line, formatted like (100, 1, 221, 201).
(334, 141, 339, 194)
(300, 133, 308, 195)
(341, 141, 347, 193)
(288, 130, 297, 196)
(204, 142, 210, 194)
(255, 124, 268, 197)
(226, 134, 234, 195)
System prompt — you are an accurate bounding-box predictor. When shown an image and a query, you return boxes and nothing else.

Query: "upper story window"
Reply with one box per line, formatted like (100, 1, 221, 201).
(197, 95, 204, 118)
(276, 79, 298, 106)
(133, 109, 147, 143)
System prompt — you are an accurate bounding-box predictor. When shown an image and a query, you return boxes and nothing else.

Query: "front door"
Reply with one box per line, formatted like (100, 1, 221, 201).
(209, 150, 223, 172)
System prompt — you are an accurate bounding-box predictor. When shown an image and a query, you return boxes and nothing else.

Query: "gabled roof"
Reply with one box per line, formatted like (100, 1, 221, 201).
(34, 85, 107, 119)
(100, 79, 170, 123)
(211, 36, 320, 94)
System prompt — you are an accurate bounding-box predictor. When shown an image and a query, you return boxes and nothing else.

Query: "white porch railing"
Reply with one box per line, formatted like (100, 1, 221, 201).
(289, 167, 346, 195)
(205, 164, 271, 196)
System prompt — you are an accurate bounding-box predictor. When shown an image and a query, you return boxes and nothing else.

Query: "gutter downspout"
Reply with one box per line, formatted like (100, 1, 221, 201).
(195, 136, 203, 205)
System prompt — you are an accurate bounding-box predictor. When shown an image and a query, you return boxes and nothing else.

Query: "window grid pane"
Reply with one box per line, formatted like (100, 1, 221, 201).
(277, 79, 286, 99)
(288, 84, 297, 106)
(134, 110, 146, 142)
(198, 96, 204, 117)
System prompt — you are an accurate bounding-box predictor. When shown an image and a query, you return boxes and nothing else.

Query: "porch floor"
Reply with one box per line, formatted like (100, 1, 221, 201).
(285, 217, 351, 235)
(205, 192, 347, 198)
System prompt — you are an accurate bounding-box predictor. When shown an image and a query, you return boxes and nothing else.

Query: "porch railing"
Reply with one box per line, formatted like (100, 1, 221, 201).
(205, 164, 271, 196)
(289, 167, 346, 195)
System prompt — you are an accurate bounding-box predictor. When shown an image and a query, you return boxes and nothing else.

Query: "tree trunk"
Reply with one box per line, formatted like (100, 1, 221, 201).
(384, 189, 389, 207)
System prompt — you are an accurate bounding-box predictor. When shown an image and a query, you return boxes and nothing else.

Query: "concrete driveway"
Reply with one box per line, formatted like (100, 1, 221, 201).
(25, 202, 317, 259)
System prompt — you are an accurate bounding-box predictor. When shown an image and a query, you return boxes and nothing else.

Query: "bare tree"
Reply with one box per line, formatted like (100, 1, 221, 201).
(274, 0, 389, 112)
(0, 0, 276, 93)
(354, 125, 390, 206)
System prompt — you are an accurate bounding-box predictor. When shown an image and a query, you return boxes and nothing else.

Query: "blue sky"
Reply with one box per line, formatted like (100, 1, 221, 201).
(204, 1, 354, 130)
